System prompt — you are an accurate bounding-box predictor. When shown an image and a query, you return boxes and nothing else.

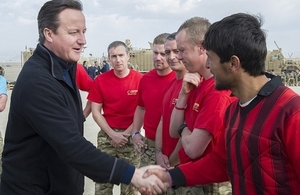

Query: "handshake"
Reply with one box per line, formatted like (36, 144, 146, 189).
(131, 165, 172, 195)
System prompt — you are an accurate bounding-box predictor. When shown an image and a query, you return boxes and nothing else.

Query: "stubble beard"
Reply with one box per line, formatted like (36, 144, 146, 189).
(215, 80, 231, 91)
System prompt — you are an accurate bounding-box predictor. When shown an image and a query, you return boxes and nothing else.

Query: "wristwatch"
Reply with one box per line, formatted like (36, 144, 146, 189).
(131, 131, 140, 138)
(178, 124, 187, 137)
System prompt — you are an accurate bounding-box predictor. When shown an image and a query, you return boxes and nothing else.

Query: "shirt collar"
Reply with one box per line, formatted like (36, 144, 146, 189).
(43, 46, 75, 70)
(257, 72, 283, 97)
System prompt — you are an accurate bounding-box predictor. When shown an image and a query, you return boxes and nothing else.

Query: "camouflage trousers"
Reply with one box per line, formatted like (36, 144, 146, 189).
(95, 129, 140, 195)
(160, 181, 231, 195)
(164, 171, 231, 195)
(201, 182, 232, 195)
(140, 138, 232, 195)
(139, 137, 156, 167)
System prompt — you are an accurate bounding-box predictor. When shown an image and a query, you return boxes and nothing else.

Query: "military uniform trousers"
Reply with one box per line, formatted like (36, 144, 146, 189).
(95, 129, 140, 195)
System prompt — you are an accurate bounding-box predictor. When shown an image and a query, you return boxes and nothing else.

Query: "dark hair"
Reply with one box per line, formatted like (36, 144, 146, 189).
(203, 13, 267, 76)
(37, 0, 83, 44)
(165, 32, 176, 42)
(107, 41, 129, 55)
(83, 60, 87, 65)
(177, 17, 210, 46)
(153, 33, 170, 45)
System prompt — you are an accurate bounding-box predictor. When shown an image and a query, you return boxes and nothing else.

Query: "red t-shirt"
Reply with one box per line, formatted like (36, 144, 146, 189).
(88, 69, 143, 129)
(161, 78, 182, 157)
(76, 63, 93, 92)
(137, 69, 175, 140)
(179, 77, 234, 163)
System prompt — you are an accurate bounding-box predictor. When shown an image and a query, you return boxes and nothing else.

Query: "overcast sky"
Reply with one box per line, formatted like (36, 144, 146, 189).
(0, 0, 299, 62)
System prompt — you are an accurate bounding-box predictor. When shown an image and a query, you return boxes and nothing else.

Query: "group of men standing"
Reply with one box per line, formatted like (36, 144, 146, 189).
(1, 0, 300, 195)
(86, 17, 234, 194)
(84, 60, 110, 79)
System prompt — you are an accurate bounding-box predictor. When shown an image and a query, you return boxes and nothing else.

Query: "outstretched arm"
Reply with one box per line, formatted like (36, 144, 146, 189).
(131, 165, 168, 195)
(145, 129, 229, 189)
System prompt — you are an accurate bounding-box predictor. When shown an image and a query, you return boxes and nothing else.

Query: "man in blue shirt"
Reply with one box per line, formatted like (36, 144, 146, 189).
(0, 66, 7, 175)
(101, 60, 110, 73)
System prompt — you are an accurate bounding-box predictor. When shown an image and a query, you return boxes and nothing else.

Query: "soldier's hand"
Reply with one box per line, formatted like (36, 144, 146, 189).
(133, 134, 145, 155)
(110, 131, 128, 147)
(181, 72, 201, 94)
(156, 152, 170, 169)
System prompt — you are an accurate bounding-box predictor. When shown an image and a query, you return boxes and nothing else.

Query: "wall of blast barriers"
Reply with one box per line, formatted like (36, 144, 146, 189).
(20, 46, 300, 77)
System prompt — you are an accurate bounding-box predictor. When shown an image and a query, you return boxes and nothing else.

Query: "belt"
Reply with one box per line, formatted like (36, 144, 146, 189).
(145, 138, 155, 147)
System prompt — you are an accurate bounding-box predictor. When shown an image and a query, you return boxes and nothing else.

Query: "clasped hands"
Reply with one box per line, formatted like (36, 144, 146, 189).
(132, 165, 172, 195)
(110, 131, 130, 148)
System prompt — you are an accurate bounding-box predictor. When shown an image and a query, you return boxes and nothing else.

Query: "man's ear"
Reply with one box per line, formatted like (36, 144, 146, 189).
(195, 40, 205, 54)
(198, 45, 206, 55)
(44, 28, 53, 42)
(230, 55, 241, 72)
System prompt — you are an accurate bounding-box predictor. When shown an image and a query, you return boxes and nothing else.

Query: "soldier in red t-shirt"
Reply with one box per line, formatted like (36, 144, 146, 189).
(88, 41, 143, 195)
(168, 17, 234, 194)
(131, 33, 175, 167)
(155, 32, 186, 169)
(154, 32, 190, 194)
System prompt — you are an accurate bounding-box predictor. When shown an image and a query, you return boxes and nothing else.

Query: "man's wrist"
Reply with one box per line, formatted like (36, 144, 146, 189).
(174, 102, 187, 110)
(155, 148, 162, 153)
(131, 131, 140, 138)
(167, 171, 173, 188)
(178, 124, 187, 137)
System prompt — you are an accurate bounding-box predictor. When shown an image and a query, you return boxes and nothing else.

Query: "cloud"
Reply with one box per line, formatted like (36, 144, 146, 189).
(134, 0, 202, 13)
(92, 0, 99, 7)
(0, 0, 299, 62)
(18, 17, 35, 25)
